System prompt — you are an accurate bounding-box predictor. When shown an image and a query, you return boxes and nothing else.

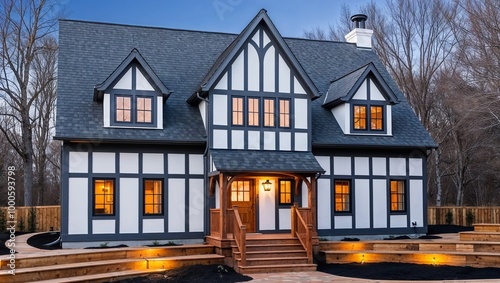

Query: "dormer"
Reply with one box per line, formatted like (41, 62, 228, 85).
(94, 49, 171, 129)
(322, 63, 399, 136)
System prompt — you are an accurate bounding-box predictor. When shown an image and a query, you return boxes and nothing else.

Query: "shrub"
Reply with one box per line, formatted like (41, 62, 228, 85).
(445, 209, 453, 225)
(28, 207, 37, 232)
(466, 210, 475, 227)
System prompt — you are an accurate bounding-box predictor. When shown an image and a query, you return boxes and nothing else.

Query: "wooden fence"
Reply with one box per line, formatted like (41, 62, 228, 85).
(0, 205, 60, 232)
(428, 206, 500, 226)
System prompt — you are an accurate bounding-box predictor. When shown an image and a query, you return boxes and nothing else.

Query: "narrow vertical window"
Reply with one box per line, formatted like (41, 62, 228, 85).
(279, 99, 290, 128)
(279, 180, 293, 205)
(334, 180, 351, 212)
(94, 179, 114, 215)
(370, 105, 383, 130)
(390, 180, 406, 212)
(137, 97, 153, 123)
(232, 97, 244, 126)
(248, 98, 259, 126)
(116, 96, 131, 122)
(144, 179, 163, 215)
(353, 105, 366, 130)
(264, 98, 275, 127)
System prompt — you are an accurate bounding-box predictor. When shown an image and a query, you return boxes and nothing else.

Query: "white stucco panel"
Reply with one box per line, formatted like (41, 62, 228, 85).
(301, 181, 308, 208)
(264, 131, 276, 150)
(294, 132, 308, 151)
(157, 96, 163, 130)
(355, 179, 370, 229)
(410, 180, 424, 227)
(331, 104, 346, 133)
(120, 153, 139, 174)
(372, 179, 387, 228)
(352, 80, 367, 100)
(390, 215, 407, 228)
(232, 51, 245, 91)
(68, 178, 88, 235)
(212, 94, 228, 126)
(168, 154, 185, 174)
(370, 80, 385, 101)
(279, 209, 291, 230)
(198, 100, 207, 129)
(104, 93, 110, 127)
(279, 132, 291, 151)
(213, 129, 228, 149)
(214, 72, 228, 90)
(136, 68, 155, 91)
(409, 158, 423, 177)
(143, 153, 164, 174)
(263, 30, 271, 47)
(294, 77, 306, 94)
(189, 154, 204, 175)
(189, 179, 204, 232)
(168, 179, 185, 232)
(143, 219, 164, 233)
(114, 68, 132, 90)
(390, 158, 406, 176)
(231, 130, 244, 150)
(335, 216, 352, 229)
(334, 156, 351, 175)
(317, 179, 331, 229)
(92, 220, 115, 234)
(294, 98, 308, 129)
(278, 55, 290, 93)
(248, 131, 260, 150)
(315, 156, 330, 176)
(248, 43, 260, 91)
(372, 157, 386, 176)
(355, 157, 369, 176)
(263, 46, 275, 92)
(119, 178, 139, 233)
(69, 152, 88, 173)
(92, 152, 115, 173)
(259, 178, 276, 230)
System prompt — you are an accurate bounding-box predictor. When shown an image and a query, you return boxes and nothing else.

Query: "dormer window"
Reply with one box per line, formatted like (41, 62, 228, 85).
(353, 104, 384, 132)
(114, 94, 153, 125)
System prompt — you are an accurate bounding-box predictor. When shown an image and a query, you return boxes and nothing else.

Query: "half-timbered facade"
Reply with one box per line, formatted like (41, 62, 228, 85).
(56, 10, 435, 249)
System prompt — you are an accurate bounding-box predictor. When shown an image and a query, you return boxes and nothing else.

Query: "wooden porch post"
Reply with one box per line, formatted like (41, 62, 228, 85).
(219, 173, 228, 239)
(309, 175, 317, 234)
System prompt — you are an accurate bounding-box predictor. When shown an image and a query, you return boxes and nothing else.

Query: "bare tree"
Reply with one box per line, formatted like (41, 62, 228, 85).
(0, 0, 58, 206)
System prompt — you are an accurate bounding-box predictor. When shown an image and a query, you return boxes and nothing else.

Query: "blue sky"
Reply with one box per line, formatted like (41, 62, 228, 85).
(61, 0, 372, 38)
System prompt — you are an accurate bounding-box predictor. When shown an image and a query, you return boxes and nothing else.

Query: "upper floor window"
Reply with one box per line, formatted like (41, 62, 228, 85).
(264, 98, 275, 127)
(248, 98, 259, 126)
(144, 179, 163, 215)
(279, 179, 293, 205)
(232, 97, 244, 126)
(353, 104, 384, 132)
(93, 179, 114, 216)
(334, 180, 351, 212)
(137, 97, 153, 123)
(390, 180, 406, 212)
(116, 96, 132, 122)
(279, 99, 290, 128)
(114, 95, 153, 124)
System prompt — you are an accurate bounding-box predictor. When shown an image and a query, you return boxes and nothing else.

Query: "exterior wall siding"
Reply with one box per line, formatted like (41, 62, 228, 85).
(314, 149, 428, 237)
(61, 142, 206, 247)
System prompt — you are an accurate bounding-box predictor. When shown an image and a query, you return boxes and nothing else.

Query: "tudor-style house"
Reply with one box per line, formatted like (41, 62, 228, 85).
(56, 9, 435, 259)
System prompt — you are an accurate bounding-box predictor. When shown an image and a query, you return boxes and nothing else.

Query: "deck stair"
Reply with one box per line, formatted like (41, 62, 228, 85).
(0, 244, 224, 283)
(231, 235, 317, 274)
(320, 223, 500, 268)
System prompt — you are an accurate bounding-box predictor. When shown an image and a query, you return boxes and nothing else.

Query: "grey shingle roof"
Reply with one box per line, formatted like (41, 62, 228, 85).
(323, 64, 369, 106)
(56, 18, 436, 149)
(210, 150, 325, 173)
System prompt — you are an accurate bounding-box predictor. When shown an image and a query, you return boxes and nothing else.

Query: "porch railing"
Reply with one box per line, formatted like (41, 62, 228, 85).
(209, 209, 221, 237)
(229, 206, 247, 266)
(291, 203, 313, 264)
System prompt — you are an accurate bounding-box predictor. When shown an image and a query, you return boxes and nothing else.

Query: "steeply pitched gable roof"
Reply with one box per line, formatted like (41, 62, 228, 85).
(322, 62, 399, 108)
(187, 9, 320, 104)
(93, 48, 172, 101)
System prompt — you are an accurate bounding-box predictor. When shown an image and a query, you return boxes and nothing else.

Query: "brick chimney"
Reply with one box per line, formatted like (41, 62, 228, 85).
(345, 14, 373, 49)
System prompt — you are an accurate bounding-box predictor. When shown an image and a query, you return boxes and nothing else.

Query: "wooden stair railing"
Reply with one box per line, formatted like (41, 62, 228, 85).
(291, 203, 313, 264)
(230, 206, 247, 266)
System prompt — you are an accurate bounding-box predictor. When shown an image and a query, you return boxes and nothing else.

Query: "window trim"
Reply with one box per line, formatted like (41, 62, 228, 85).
(247, 97, 260, 127)
(93, 178, 115, 216)
(334, 179, 351, 213)
(350, 101, 387, 134)
(278, 98, 291, 128)
(263, 98, 276, 128)
(143, 179, 164, 216)
(390, 179, 406, 213)
(278, 179, 294, 206)
(231, 96, 245, 126)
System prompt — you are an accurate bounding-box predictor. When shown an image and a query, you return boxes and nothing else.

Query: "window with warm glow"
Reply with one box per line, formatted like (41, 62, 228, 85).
(137, 97, 153, 123)
(370, 106, 383, 130)
(116, 96, 131, 122)
(231, 180, 251, 202)
(390, 180, 406, 212)
(353, 105, 367, 130)
(248, 98, 259, 126)
(232, 97, 244, 126)
(279, 180, 293, 205)
(279, 99, 290, 128)
(264, 98, 275, 127)
(334, 180, 350, 212)
(144, 179, 163, 215)
(94, 179, 114, 215)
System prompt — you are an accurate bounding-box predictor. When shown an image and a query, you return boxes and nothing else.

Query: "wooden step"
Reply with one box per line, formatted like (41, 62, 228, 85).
(26, 269, 165, 283)
(460, 231, 500, 242)
(0, 258, 146, 283)
(243, 243, 304, 252)
(234, 249, 306, 259)
(473, 224, 500, 232)
(238, 263, 317, 274)
(321, 250, 500, 268)
(244, 238, 300, 246)
(147, 254, 224, 269)
(236, 256, 308, 266)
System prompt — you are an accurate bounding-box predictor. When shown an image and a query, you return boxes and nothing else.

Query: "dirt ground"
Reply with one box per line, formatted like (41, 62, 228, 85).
(6, 226, 499, 281)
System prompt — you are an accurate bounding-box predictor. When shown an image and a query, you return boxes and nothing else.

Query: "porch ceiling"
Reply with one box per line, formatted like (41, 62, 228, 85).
(210, 149, 325, 174)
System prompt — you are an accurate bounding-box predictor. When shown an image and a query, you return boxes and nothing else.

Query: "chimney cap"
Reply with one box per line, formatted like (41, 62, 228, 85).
(351, 14, 368, 29)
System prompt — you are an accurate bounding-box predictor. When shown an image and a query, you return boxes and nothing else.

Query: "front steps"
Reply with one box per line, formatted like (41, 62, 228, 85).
(320, 223, 500, 268)
(231, 235, 317, 274)
(0, 245, 224, 283)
